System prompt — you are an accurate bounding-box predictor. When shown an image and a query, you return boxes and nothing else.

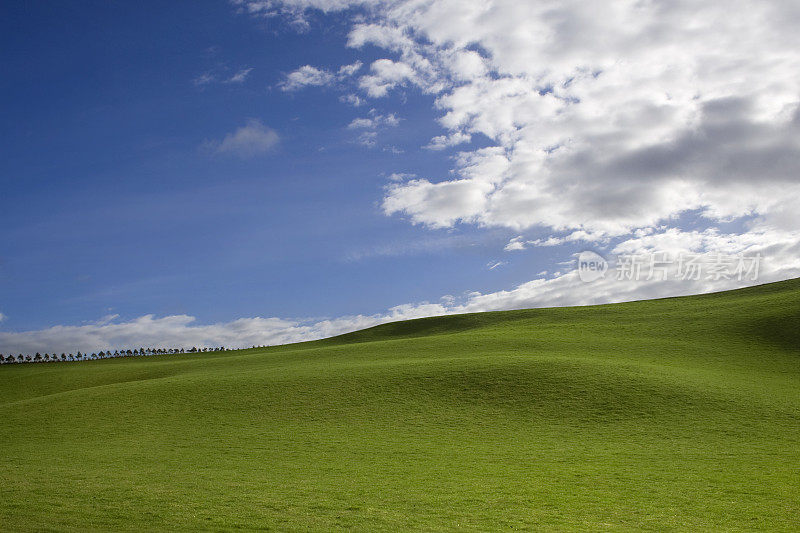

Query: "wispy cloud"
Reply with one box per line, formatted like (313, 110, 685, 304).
(202, 119, 279, 158)
(280, 65, 335, 91)
(193, 66, 254, 86)
(347, 109, 400, 146)
(193, 71, 216, 87)
(279, 61, 362, 91)
(226, 67, 254, 83)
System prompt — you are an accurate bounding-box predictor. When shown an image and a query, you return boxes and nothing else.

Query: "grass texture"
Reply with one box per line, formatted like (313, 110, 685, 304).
(2, 279, 799, 531)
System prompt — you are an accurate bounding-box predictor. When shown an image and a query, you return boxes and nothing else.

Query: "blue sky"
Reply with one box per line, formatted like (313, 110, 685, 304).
(0, 2, 531, 331)
(2, 0, 799, 353)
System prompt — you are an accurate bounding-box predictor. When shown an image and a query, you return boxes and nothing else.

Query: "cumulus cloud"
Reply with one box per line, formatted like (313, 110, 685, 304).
(280, 61, 362, 91)
(372, 1, 800, 239)
(424, 131, 471, 151)
(261, 0, 800, 255)
(204, 119, 279, 158)
(280, 65, 335, 91)
(337, 61, 363, 77)
(359, 58, 417, 97)
(347, 109, 400, 146)
(347, 114, 398, 130)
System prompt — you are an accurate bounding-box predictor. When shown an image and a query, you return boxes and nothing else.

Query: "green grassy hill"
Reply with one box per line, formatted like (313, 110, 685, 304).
(2, 280, 799, 531)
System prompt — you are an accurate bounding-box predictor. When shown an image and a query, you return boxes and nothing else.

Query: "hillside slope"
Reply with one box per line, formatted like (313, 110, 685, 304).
(2, 279, 799, 531)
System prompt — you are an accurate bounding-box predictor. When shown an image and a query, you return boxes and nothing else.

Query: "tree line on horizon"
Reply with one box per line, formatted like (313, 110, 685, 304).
(0, 346, 229, 365)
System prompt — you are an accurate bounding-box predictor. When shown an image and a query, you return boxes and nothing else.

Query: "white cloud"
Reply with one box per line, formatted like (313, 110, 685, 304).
(204, 119, 279, 158)
(504, 236, 527, 251)
(259, 0, 800, 250)
(194, 67, 254, 86)
(340, 93, 366, 107)
(359, 59, 417, 97)
(280, 61, 363, 92)
(375, 1, 800, 238)
(505, 230, 610, 251)
(347, 112, 399, 130)
(347, 22, 412, 51)
(425, 131, 471, 150)
(280, 65, 335, 91)
(0, 312, 6, 323)
(230, 0, 366, 30)
(347, 110, 400, 146)
(337, 61, 363, 77)
(193, 72, 216, 86)
(226, 67, 254, 83)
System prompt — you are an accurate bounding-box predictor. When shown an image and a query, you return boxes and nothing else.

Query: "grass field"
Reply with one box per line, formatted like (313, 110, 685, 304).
(2, 279, 799, 531)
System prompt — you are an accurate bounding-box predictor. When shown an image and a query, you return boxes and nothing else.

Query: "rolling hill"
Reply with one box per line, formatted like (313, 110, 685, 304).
(2, 279, 799, 531)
